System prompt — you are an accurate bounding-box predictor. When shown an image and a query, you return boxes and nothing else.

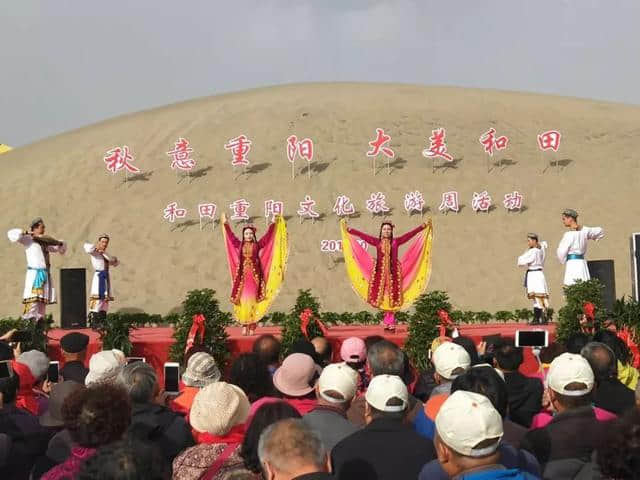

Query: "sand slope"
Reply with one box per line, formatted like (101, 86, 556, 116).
(1, 83, 639, 321)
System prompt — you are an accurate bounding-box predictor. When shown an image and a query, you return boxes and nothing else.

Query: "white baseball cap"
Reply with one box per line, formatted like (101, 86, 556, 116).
(433, 343, 471, 380)
(317, 362, 358, 403)
(547, 353, 594, 396)
(365, 374, 408, 412)
(436, 390, 503, 457)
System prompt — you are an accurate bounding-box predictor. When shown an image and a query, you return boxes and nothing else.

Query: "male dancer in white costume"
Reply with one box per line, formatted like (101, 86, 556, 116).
(7, 218, 66, 321)
(557, 209, 604, 286)
(517, 233, 549, 324)
(84, 235, 119, 328)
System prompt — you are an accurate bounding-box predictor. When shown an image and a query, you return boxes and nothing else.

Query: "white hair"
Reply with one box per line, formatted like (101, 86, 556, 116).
(258, 419, 326, 473)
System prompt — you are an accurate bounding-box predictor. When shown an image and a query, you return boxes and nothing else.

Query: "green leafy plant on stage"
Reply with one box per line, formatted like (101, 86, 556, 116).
(556, 279, 604, 342)
(611, 296, 640, 336)
(265, 311, 288, 325)
(405, 291, 451, 371)
(462, 310, 478, 324)
(170, 289, 232, 367)
(450, 310, 465, 324)
(97, 312, 167, 355)
(494, 310, 515, 323)
(99, 313, 135, 355)
(475, 311, 493, 324)
(545, 308, 555, 323)
(514, 308, 533, 323)
(0, 315, 53, 352)
(280, 289, 324, 358)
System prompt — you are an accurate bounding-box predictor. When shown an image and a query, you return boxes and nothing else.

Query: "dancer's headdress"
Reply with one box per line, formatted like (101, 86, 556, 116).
(30, 217, 44, 230)
(562, 209, 578, 220)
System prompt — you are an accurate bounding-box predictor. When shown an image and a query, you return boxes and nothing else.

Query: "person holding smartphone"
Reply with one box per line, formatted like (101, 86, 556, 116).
(7, 218, 66, 322)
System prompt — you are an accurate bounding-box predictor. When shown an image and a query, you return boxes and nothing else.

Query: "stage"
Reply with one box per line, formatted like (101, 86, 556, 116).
(46, 322, 555, 385)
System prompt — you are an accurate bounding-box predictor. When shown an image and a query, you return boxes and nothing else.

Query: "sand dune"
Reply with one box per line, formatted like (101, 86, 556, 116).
(1, 83, 639, 321)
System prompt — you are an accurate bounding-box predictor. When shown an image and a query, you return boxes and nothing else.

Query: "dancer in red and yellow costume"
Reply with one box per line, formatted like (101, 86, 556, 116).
(340, 219, 433, 331)
(222, 213, 288, 335)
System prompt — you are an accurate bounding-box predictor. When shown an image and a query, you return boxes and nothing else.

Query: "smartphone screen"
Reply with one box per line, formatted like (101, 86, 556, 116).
(0, 361, 12, 379)
(47, 361, 59, 383)
(164, 363, 180, 393)
(516, 330, 548, 348)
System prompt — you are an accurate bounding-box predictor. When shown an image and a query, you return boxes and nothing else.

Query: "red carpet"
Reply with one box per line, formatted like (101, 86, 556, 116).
(47, 323, 555, 384)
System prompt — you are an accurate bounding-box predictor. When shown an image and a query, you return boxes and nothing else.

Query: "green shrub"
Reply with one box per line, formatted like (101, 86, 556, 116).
(611, 297, 640, 335)
(169, 289, 232, 367)
(556, 279, 604, 342)
(514, 309, 532, 323)
(0, 315, 52, 352)
(494, 310, 515, 323)
(405, 291, 451, 371)
(280, 290, 324, 358)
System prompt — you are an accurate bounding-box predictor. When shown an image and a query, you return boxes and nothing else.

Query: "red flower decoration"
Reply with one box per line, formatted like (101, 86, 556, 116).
(437, 309, 452, 325)
(583, 302, 595, 321)
(185, 313, 206, 354)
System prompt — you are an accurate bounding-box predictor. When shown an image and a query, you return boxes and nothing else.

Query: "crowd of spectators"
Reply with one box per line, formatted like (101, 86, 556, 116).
(1, 326, 640, 479)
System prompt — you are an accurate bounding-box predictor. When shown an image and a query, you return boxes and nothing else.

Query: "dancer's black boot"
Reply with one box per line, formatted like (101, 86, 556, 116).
(540, 308, 549, 325)
(530, 307, 542, 325)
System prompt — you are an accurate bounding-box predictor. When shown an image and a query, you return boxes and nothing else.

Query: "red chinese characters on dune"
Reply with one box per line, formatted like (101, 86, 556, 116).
(98, 130, 549, 224)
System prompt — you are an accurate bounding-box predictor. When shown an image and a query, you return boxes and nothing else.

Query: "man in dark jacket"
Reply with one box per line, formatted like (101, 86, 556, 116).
(521, 353, 608, 477)
(581, 341, 635, 415)
(494, 340, 543, 427)
(117, 362, 193, 466)
(332, 375, 436, 480)
(0, 373, 50, 480)
(59, 332, 90, 384)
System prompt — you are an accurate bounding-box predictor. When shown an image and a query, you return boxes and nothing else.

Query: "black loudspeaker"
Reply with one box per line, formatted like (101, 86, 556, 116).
(587, 260, 616, 312)
(60, 268, 87, 328)
(630, 233, 640, 301)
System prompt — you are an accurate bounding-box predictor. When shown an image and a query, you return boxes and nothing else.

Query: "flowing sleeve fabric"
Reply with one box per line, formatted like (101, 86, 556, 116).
(341, 219, 434, 311)
(230, 215, 288, 324)
(222, 223, 241, 281)
(258, 221, 276, 249)
(557, 233, 571, 265)
(346, 227, 379, 247)
(396, 223, 426, 246)
(47, 241, 66, 254)
(585, 226, 604, 241)
(7, 229, 31, 246)
(396, 219, 434, 309)
(518, 249, 536, 267)
(83, 243, 96, 254)
(341, 220, 375, 305)
(223, 222, 241, 249)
